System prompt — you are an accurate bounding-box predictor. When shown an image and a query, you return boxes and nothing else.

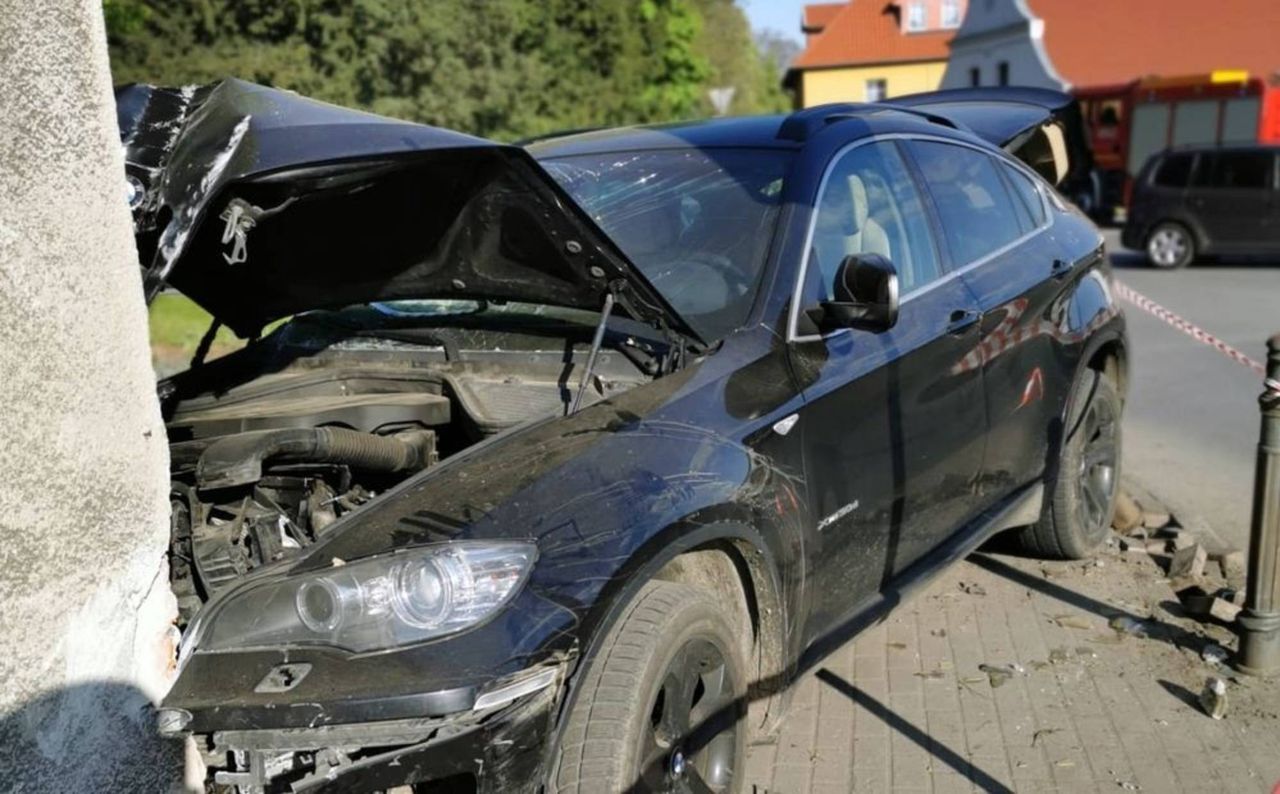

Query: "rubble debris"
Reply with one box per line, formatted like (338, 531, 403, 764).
(1075, 646, 1097, 659)
(1108, 616, 1150, 637)
(913, 669, 946, 679)
(1215, 549, 1246, 586)
(978, 663, 1017, 688)
(1177, 585, 1243, 623)
(1111, 490, 1142, 532)
(1142, 510, 1172, 530)
(930, 628, 947, 638)
(1052, 614, 1093, 630)
(1145, 538, 1170, 555)
(1201, 645, 1229, 667)
(1199, 676, 1228, 720)
(959, 581, 987, 596)
(1031, 727, 1061, 747)
(1118, 536, 1148, 554)
(1168, 544, 1208, 579)
(1049, 647, 1070, 664)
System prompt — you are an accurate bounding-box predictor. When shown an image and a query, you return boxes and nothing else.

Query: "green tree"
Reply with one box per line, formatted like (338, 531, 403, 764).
(105, 0, 785, 139)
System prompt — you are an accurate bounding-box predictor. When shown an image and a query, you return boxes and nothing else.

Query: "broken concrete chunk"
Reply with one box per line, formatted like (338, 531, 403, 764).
(1216, 549, 1246, 586)
(1142, 510, 1172, 530)
(1108, 616, 1150, 637)
(1111, 490, 1142, 532)
(1201, 644, 1229, 666)
(978, 663, 1016, 688)
(1209, 598, 1242, 623)
(1146, 538, 1171, 554)
(1118, 536, 1147, 553)
(1199, 676, 1228, 719)
(1167, 531, 1197, 551)
(1168, 543, 1208, 579)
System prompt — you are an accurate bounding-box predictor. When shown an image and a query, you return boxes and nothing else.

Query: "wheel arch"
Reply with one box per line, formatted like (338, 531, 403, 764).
(548, 513, 795, 762)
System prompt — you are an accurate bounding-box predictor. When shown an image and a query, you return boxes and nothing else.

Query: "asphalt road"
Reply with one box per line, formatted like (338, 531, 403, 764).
(1104, 228, 1278, 548)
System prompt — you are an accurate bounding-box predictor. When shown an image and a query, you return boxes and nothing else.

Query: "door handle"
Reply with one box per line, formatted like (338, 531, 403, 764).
(1051, 258, 1073, 280)
(947, 308, 981, 335)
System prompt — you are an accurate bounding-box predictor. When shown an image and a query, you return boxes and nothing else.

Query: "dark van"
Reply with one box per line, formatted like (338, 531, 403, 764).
(1123, 145, 1280, 268)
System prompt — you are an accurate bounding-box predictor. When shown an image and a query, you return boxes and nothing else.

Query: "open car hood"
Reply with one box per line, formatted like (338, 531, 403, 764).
(886, 87, 1093, 189)
(116, 79, 694, 340)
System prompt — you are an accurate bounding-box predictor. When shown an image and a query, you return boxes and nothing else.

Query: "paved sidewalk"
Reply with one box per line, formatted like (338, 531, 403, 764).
(745, 541, 1280, 793)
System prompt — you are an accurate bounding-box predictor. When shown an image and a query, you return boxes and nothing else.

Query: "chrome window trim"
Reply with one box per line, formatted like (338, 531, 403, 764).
(786, 133, 1054, 344)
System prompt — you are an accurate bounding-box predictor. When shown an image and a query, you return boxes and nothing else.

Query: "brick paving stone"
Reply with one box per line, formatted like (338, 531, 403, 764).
(750, 547, 1280, 793)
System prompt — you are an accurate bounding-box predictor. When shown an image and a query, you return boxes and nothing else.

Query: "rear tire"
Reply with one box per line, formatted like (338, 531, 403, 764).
(552, 580, 747, 793)
(1015, 370, 1122, 559)
(1146, 222, 1195, 268)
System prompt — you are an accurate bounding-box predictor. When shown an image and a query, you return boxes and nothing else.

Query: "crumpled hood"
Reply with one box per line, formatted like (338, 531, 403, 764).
(116, 79, 692, 339)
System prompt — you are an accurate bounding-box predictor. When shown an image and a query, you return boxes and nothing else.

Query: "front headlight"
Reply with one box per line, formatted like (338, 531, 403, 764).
(199, 542, 536, 653)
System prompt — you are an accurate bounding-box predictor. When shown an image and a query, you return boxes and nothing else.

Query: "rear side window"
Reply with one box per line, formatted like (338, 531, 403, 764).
(1153, 153, 1194, 188)
(1000, 163, 1047, 232)
(907, 141, 1025, 265)
(1194, 151, 1275, 190)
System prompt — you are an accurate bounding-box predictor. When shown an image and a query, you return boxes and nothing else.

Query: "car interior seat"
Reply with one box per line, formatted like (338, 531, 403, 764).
(842, 173, 892, 262)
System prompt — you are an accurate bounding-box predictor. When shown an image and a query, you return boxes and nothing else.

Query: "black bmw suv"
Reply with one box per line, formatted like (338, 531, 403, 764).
(119, 81, 1126, 793)
(1124, 144, 1280, 268)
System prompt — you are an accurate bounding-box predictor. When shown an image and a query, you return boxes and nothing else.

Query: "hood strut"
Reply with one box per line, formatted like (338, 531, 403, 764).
(570, 291, 617, 415)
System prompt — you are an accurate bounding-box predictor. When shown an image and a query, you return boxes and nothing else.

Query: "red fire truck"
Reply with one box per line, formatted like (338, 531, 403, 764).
(1074, 71, 1280, 220)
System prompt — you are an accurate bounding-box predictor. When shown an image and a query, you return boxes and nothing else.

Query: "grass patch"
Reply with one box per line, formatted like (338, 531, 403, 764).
(149, 293, 245, 373)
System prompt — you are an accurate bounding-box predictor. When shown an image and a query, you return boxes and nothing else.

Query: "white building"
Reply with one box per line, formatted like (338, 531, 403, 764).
(943, 0, 1280, 92)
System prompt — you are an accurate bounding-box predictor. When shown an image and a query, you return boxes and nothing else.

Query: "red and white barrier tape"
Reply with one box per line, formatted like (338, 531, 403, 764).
(1112, 280, 1267, 376)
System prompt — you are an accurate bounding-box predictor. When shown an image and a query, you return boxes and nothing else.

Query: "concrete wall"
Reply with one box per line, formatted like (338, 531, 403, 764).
(941, 0, 1066, 90)
(800, 60, 950, 106)
(0, 2, 181, 790)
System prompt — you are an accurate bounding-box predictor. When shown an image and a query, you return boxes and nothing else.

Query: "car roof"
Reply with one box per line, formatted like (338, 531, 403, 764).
(525, 105, 994, 159)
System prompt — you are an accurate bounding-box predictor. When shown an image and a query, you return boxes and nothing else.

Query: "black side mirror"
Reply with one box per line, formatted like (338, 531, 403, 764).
(816, 253, 899, 333)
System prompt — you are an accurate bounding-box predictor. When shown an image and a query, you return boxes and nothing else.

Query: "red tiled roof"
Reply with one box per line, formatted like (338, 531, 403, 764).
(792, 1, 954, 71)
(803, 3, 845, 33)
(1027, 0, 1280, 88)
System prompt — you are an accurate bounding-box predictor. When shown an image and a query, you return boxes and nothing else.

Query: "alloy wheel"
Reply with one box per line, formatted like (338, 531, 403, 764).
(637, 637, 740, 793)
(1147, 227, 1188, 267)
(1075, 391, 1119, 535)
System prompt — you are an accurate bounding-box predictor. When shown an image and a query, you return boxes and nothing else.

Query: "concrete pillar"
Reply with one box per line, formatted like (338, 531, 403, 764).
(0, 2, 181, 789)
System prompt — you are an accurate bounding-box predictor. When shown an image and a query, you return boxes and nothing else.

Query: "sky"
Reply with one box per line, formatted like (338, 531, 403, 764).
(741, 0, 811, 44)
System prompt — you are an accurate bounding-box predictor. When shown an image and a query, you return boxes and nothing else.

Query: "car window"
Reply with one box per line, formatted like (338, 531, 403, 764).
(542, 149, 792, 341)
(1193, 150, 1275, 190)
(1000, 162, 1047, 233)
(907, 141, 1026, 265)
(1153, 153, 1194, 188)
(809, 141, 941, 296)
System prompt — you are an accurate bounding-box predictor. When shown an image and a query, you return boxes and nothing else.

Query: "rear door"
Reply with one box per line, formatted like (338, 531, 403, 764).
(788, 139, 987, 642)
(1188, 149, 1278, 251)
(904, 139, 1068, 503)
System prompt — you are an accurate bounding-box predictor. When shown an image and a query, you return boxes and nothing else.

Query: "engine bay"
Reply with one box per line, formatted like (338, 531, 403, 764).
(161, 308, 663, 627)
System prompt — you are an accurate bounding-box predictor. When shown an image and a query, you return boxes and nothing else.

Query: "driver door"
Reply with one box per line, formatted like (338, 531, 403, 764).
(788, 139, 988, 644)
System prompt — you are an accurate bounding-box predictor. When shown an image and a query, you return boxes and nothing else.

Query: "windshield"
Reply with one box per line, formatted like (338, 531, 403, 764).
(541, 148, 792, 340)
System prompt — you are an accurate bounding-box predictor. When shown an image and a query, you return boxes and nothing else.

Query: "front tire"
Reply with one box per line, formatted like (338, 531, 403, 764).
(1015, 371, 1122, 559)
(1146, 222, 1195, 268)
(552, 580, 747, 794)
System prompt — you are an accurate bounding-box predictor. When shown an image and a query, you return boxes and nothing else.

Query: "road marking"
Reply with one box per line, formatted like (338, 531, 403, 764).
(1113, 280, 1266, 375)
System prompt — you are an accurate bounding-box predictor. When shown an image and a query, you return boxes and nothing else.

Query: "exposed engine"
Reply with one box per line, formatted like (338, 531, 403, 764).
(162, 316, 659, 628)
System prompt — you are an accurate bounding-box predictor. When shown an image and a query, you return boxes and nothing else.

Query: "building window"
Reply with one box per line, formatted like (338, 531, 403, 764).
(865, 78, 887, 102)
(969, 67, 980, 87)
(942, 0, 962, 27)
(997, 61, 1010, 86)
(906, 1, 926, 31)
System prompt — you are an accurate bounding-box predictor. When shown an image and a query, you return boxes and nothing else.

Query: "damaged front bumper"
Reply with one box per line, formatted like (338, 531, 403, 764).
(170, 668, 562, 793)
